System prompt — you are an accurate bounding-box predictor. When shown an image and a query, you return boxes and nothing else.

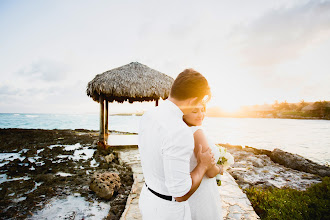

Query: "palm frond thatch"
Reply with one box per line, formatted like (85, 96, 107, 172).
(86, 62, 174, 103)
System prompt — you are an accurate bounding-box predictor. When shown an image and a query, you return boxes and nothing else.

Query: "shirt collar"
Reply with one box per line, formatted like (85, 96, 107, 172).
(163, 99, 184, 119)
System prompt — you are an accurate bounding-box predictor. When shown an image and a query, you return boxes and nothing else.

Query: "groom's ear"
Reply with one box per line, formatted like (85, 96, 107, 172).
(188, 97, 199, 106)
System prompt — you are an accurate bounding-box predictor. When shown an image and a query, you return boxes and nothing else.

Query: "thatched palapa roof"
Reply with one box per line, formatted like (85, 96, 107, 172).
(87, 62, 174, 103)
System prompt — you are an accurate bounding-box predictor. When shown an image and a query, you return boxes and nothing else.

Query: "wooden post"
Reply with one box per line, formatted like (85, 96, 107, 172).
(105, 100, 109, 143)
(156, 99, 159, 106)
(99, 95, 105, 143)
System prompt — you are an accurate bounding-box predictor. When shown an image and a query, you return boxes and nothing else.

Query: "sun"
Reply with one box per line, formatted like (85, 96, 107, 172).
(208, 96, 243, 113)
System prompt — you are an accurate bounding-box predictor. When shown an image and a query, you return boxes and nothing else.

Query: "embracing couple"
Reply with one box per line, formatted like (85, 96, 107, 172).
(138, 69, 223, 220)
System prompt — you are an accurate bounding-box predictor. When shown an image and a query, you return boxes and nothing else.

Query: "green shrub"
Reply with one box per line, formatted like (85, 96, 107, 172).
(244, 177, 330, 220)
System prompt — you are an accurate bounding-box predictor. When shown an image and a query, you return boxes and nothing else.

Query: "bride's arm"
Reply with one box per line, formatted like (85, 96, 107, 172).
(193, 129, 222, 178)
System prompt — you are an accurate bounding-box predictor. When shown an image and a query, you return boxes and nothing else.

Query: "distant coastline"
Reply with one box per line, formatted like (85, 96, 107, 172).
(206, 100, 330, 120)
(206, 114, 329, 120)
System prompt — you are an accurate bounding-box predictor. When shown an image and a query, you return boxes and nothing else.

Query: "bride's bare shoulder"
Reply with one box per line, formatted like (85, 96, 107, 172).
(193, 128, 209, 152)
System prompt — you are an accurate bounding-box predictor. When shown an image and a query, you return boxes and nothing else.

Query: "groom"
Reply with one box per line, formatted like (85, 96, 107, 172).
(138, 69, 215, 220)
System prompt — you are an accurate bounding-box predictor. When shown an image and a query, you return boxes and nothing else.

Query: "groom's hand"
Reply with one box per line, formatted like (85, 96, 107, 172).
(175, 144, 215, 202)
(196, 144, 215, 170)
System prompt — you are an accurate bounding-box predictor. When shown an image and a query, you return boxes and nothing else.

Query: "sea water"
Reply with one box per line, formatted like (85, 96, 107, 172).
(0, 113, 329, 165)
(0, 113, 138, 133)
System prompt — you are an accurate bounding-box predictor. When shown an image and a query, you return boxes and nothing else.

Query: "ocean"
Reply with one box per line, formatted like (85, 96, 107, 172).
(0, 113, 329, 165)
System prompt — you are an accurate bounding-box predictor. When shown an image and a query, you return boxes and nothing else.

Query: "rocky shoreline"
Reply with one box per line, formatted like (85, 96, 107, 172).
(0, 128, 133, 219)
(219, 143, 329, 191)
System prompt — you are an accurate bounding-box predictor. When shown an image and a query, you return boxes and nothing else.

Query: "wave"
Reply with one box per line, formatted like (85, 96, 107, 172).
(25, 115, 39, 118)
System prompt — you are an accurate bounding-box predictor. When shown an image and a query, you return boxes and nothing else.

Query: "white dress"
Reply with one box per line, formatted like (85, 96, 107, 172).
(188, 126, 223, 220)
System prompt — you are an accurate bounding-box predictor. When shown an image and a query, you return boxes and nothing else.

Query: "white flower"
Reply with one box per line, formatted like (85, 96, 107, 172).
(216, 146, 235, 186)
(217, 146, 234, 169)
(223, 152, 234, 169)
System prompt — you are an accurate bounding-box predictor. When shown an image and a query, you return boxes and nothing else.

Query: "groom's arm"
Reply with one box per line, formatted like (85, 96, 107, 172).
(163, 129, 214, 202)
(174, 146, 214, 202)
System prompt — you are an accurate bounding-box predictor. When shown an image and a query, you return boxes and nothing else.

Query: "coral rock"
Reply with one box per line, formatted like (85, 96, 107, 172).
(90, 172, 121, 199)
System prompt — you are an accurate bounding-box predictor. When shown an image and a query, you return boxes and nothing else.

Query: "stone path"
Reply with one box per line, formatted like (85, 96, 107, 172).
(108, 135, 139, 147)
(114, 147, 260, 220)
(219, 172, 260, 219)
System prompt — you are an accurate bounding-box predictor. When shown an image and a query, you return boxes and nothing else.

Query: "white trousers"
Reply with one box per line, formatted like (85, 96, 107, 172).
(139, 184, 191, 220)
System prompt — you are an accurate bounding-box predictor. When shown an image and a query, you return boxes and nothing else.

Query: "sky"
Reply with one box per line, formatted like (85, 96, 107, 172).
(0, 0, 330, 114)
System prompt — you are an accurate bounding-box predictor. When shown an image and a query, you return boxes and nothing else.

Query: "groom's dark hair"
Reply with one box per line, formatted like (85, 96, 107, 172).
(170, 68, 211, 102)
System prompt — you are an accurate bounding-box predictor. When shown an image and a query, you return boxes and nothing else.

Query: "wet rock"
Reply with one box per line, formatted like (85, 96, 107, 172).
(35, 174, 55, 183)
(105, 154, 115, 163)
(90, 172, 121, 200)
(270, 148, 330, 177)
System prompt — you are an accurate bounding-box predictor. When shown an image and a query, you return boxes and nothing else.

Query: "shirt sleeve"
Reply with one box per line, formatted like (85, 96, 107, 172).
(162, 128, 194, 198)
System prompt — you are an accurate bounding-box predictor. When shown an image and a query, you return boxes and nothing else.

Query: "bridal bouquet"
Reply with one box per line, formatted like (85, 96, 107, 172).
(216, 146, 234, 186)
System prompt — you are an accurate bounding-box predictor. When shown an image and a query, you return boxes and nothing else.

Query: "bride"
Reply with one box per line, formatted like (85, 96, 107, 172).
(183, 104, 223, 220)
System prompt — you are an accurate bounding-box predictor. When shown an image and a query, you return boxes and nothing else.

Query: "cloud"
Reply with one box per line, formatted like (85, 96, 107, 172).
(230, 0, 330, 66)
(16, 59, 69, 81)
(0, 80, 87, 113)
(0, 84, 20, 96)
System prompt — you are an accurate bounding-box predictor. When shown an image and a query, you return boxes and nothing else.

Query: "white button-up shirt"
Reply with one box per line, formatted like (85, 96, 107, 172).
(138, 100, 194, 198)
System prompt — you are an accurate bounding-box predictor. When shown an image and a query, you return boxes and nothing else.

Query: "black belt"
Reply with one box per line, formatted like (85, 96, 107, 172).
(145, 183, 173, 201)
